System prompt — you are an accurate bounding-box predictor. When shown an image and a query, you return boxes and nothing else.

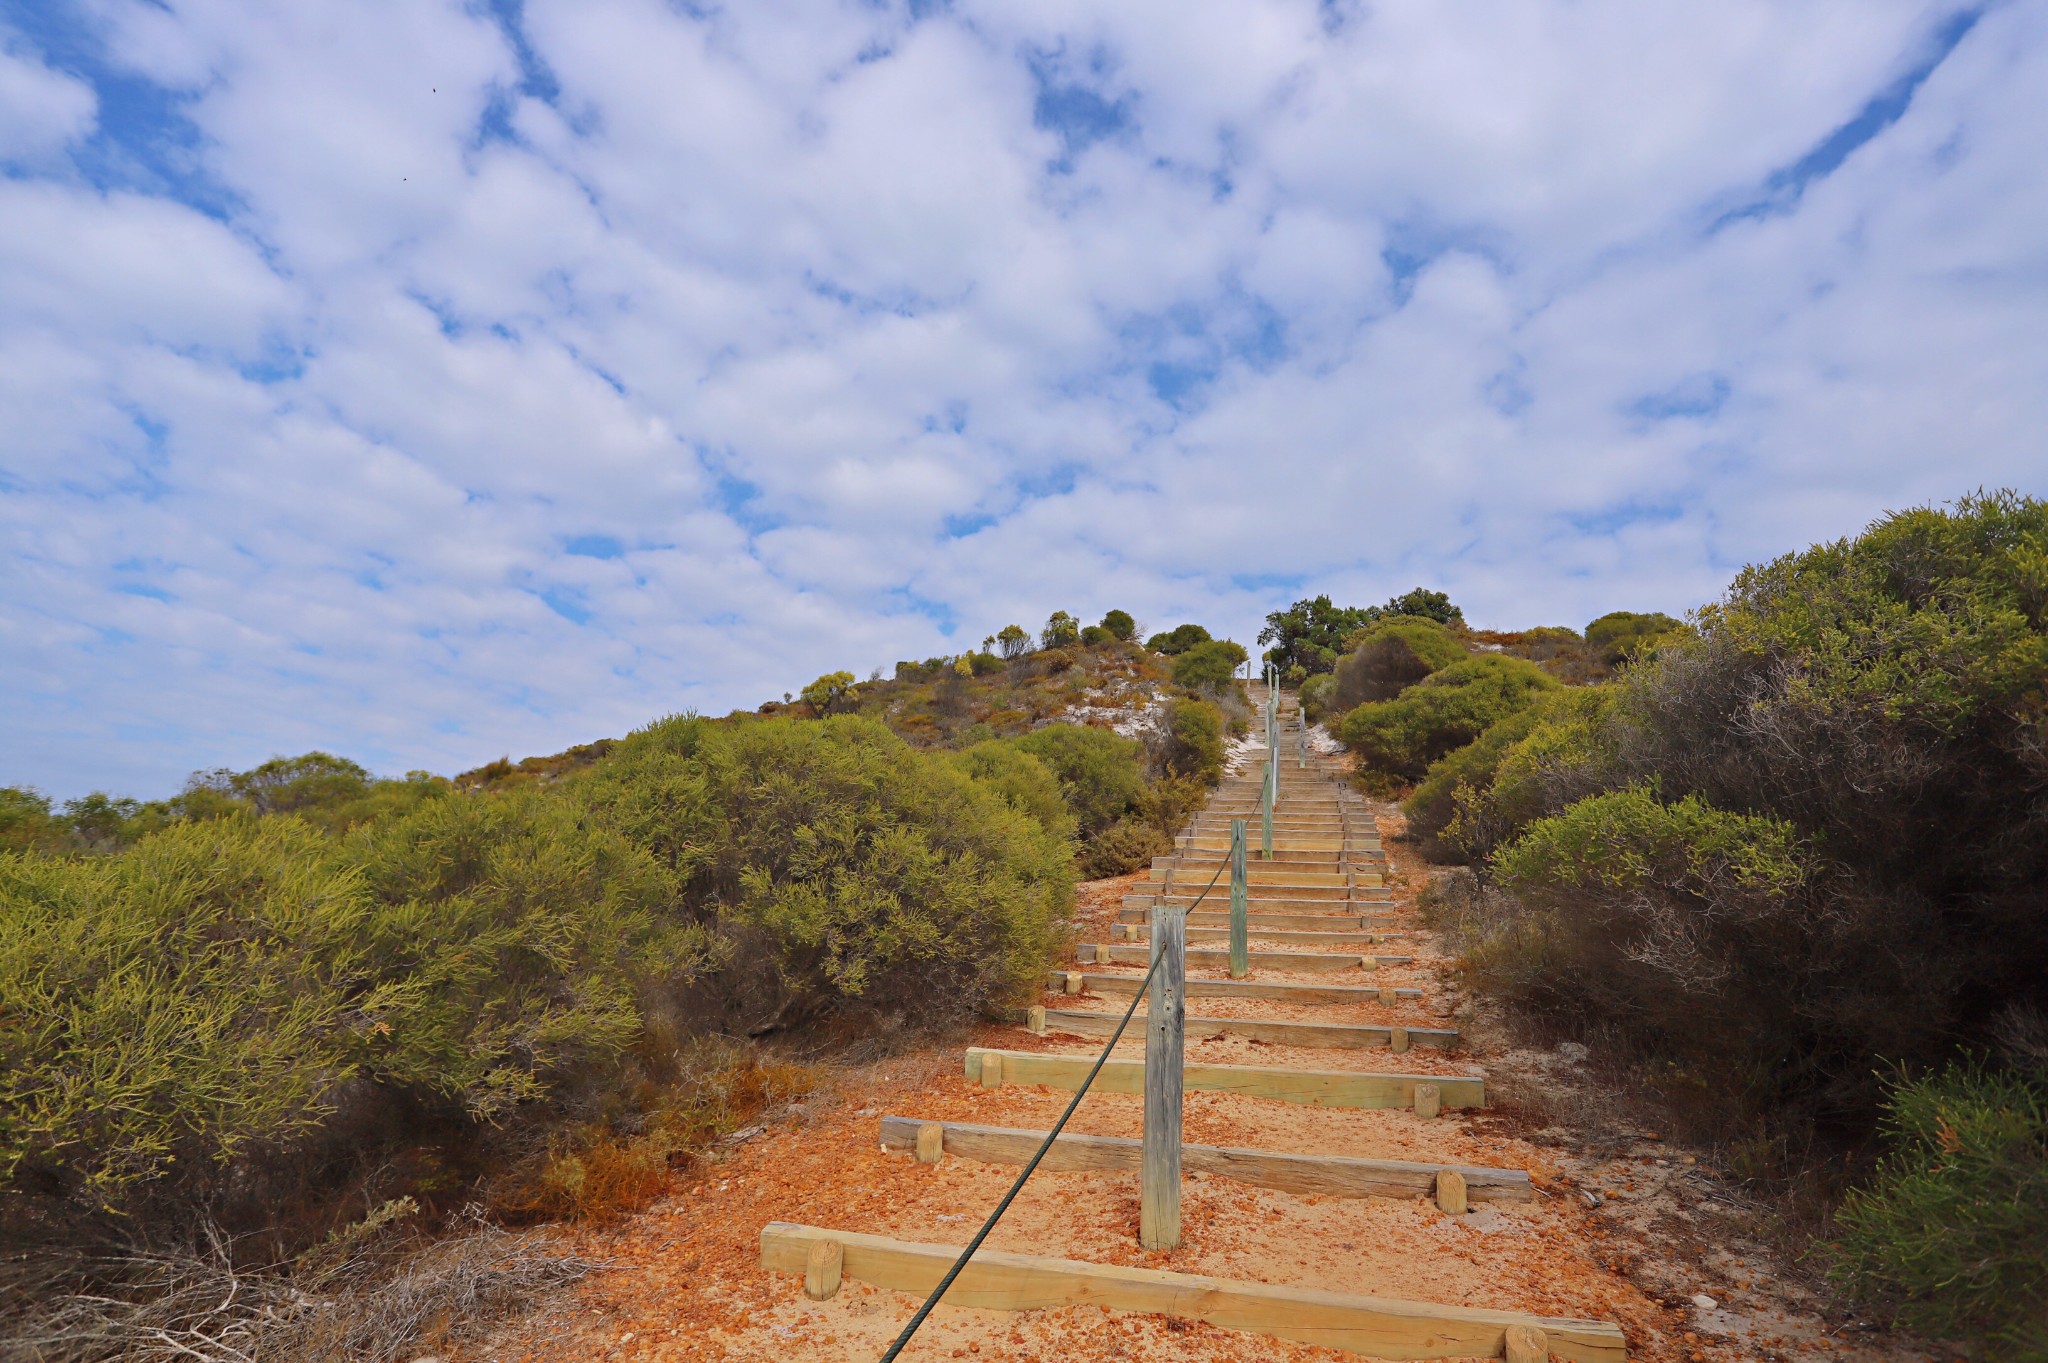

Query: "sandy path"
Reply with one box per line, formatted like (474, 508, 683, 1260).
(470, 728, 1934, 1363)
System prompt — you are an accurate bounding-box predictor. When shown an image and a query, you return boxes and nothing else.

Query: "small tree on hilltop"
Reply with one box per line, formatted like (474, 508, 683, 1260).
(1381, 588, 1463, 625)
(800, 671, 859, 715)
(1259, 596, 1377, 676)
(1145, 623, 1213, 655)
(995, 624, 1030, 659)
(1041, 611, 1080, 649)
(1099, 609, 1137, 641)
(1172, 639, 1249, 692)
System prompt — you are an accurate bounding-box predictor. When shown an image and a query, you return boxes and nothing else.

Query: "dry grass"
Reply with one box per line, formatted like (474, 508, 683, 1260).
(0, 1206, 595, 1363)
(496, 1046, 818, 1224)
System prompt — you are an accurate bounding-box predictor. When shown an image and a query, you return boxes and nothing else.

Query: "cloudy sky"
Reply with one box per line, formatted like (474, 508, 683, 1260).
(3, 0, 2043, 799)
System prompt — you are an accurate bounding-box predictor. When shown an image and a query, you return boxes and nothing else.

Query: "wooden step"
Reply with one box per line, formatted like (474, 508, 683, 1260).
(758, 1224, 1622, 1361)
(1082, 943, 1413, 971)
(878, 1117, 1525, 1201)
(1119, 906, 1400, 929)
(1039, 1007, 1456, 1051)
(1056, 971, 1422, 1005)
(964, 1048, 1483, 1110)
(1169, 925, 1399, 946)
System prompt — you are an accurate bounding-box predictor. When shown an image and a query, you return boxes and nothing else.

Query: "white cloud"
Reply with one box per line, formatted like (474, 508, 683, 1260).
(1, 0, 2044, 798)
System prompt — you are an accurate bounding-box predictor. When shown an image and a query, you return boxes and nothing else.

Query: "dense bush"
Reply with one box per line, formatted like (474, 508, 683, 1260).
(1489, 789, 1818, 1103)
(1011, 724, 1149, 835)
(0, 787, 66, 854)
(1155, 697, 1225, 783)
(1337, 655, 1557, 781)
(948, 741, 1076, 843)
(1403, 687, 1614, 863)
(1831, 1065, 2048, 1360)
(1584, 609, 1683, 663)
(1328, 617, 1469, 711)
(1145, 623, 1212, 654)
(0, 800, 677, 1216)
(1098, 609, 1137, 641)
(580, 715, 1070, 1035)
(1439, 491, 2048, 1146)
(1170, 639, 1248, 691)
(1403, 704, 1549, 862)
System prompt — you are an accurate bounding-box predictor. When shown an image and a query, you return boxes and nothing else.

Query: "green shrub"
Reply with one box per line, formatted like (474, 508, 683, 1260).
(1099, 609, 1137, 641)
(1077, 817, 1171, 879)
(1, 786, 68, 854)
(1403, 705, 1549, 862)
(1040, 611, 1080, 649)
(1488, 788, 1819, 1108)
(1404, 687, 1615, 864)
(1430, 492, 2048, 1149)
(948, 742, 1076, 843)
(346, 789, 692, 1111)
(1156, 697, 1225, 783)
(1584, 609, 1683, 663)
(1337, 655, 1557, 780)
(1831, 1065, 2048, 1359)
(582, 715, 1070, 1032)
(1171, 639, 1248, 691)
(1011, 724, 1148, 835)
(1329, 617, 1468, 710)
(1298, 673, 1336, 722)
(1145, 623, 1212, 655)
(0, 797, 673, 1209)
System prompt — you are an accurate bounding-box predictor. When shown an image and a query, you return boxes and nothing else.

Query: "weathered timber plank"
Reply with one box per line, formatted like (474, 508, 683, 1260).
(1056, 972, 1422, 1005)
(962, 1048, 1483, 1110)
(1120, 906, 1400, 929)
(758, 1223, 1623, 1362)
(1039, 1008, 1458, 1051)
(1095, 942, 1363, 972)
(877, 1117, 1530, 1203)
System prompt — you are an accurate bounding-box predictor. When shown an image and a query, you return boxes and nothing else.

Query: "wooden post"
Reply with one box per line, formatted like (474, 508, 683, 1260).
(981, 1053, 1004, 1089)
(1390, 1026, 1410, 1054)
(1414, 1083, 1442, 1119)
(1378, 987, 1397, 1006)
(804, 1238, 843, 1300)
(915, 1122, 945, 1164)
(1504, 1324, 1550, 1363)
(1027, 1005, 1046, 1037)
(1261, 761, 1274, 860)
(1141, 904, 1185, 1251)
(1095, 942, 1112, 966)
(1434, 1169, 1468, 1215)
(1229, 818, 1249, 979)
(1063, 971, 1084, 995)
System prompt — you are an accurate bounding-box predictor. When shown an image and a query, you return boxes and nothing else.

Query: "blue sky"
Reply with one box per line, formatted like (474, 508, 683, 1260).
(3, 0, 2045, 800)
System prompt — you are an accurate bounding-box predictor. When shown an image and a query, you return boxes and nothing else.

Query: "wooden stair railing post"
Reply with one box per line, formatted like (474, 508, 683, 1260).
(1140, 902, 1185, 1251)
(1228, 818, 1248, 979)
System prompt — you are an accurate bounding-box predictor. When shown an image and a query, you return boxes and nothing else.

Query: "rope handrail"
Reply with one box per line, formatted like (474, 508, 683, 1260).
(875, 856, 1230, 1362)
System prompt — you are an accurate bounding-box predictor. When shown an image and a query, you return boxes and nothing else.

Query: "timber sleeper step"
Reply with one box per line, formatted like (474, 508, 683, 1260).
(964, 1047, 1484, 1110)
(1083, 942, 1414, 971)
(879, 1117, 1525, 1201)
(1055, 971, 1423, 1005)
(1037, 1007, 1457, 1050)
(1120, 906, 1401, 930)
(759, 1224, 1621, 1361)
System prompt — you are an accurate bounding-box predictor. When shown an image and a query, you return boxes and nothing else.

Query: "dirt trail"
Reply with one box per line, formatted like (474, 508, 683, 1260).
(472, 693, 1941, 1363)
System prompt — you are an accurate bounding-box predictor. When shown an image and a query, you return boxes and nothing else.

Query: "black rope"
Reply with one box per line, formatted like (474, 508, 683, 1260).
(875, 857, 1229, 1362)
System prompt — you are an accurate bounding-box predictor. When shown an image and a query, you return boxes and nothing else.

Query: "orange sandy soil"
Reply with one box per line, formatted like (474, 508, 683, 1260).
(469, 836, 1942, 1363)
